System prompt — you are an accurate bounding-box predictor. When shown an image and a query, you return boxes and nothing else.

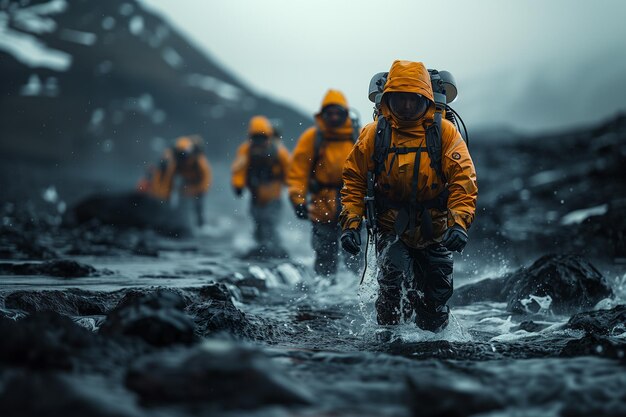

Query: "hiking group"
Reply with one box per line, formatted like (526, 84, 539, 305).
(138, 60, 478, 332)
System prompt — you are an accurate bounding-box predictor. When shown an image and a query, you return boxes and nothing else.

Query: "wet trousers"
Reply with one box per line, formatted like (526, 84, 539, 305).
(312, 222, 360, 277)
(375, 233, 453, 331)
(250, 199, 281, 246)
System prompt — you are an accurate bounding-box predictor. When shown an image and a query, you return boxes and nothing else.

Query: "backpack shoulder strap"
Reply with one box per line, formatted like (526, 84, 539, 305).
(309, 128, 324, 179)
(425, 112, 446, 185)
(372, 117, 392, 176)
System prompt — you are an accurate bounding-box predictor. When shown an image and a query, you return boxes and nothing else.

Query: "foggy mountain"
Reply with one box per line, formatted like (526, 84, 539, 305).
(0, 0, 310, 167)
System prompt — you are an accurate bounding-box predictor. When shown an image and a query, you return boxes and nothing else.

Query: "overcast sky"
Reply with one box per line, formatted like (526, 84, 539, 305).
(141, 0, 626, 133)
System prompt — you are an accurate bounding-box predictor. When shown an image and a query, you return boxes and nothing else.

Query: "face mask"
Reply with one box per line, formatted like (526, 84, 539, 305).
(321, 105, 348, 128)
(387, 93, 429, 121)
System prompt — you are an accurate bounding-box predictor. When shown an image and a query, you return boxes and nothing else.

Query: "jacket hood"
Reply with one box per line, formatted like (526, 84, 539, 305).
(248, 115, 274, 137)
(318, 89, 349, 112)
(381, 60, 435, 132)
(315, 89, 353, 137)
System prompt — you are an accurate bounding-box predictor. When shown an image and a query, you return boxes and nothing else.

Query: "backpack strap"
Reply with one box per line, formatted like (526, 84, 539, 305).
(426, 111, 446, 185)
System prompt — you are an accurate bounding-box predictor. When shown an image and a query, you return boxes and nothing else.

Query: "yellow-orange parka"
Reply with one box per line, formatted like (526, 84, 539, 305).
(340, 60, 477, 248)
(287, 89, 357, 223)
(232, 116, 290, 205)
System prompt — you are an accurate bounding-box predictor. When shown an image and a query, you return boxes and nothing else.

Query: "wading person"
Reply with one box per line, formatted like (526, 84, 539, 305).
(287, 89, 359, 277)
(339, 60, 477, 332)
(232, 115, 290, 249)
(151, 136, 212, 227)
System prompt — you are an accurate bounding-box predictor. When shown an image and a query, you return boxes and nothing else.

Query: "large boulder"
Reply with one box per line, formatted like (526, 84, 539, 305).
(99, 289, 196, 347)
(125, 340, 312, 409)
(451, 254, 613, 314)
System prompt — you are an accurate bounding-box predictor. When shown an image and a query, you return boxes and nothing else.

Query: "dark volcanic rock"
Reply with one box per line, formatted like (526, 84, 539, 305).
(565, 305, 626, 336)
(0, 260, 99, 278)
(0, 226, 58, 260)
(450, 277, 507, 306)
(100, 289, 196, 347)
(0, 312, 101, 370)
(451, 254, 613, 314)
(0, 372, 144, 417)
(503, 254, 613, 314)
(560, 334, 626, 360)
(188, 283, 250, 336)
(406, 375, 505, 417)
(125, 340, 312, 409)
(4, 289, 116, 316)
(71, 193, 191, 236)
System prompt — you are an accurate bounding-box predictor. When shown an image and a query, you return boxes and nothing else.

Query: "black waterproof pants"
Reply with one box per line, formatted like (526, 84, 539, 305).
(375, 233, 453, 331)
(250, 199, 281, 246)
(312, 222, 360, 277)
(193, 194, 205, 227)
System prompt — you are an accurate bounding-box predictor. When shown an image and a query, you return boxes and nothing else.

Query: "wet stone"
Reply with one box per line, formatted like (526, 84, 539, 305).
(560, 333, 626, 360)
(4, 289, 116, 316)
(99, 289, 196, 347)
(0, 372, 144, 417)
(565, 304, 626, 336)
(0, 312, 101, 370)
(187, 283, 250, 337)
(515, 320, 551, 333)
(125, 340, 312, 409)
(0, 260, 101, 278)
(451, 254, 613, 314)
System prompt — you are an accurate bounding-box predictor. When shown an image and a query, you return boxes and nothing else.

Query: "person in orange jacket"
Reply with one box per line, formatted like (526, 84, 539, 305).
(151, 136, 212, 227)
(339, 60, 478, 332)
(232, 116, 290, 247)
(287, 89, 359, 276)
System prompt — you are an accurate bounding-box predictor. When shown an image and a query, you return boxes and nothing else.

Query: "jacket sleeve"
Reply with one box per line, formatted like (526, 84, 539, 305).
(287, 128, 316, 206)
(441, 123, 478, 231)
(277, 144, 291, 183)
(231, 142, 249, 190)
(339, 124, 376, 230)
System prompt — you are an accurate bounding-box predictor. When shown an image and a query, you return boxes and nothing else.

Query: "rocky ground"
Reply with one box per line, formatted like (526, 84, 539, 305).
(1, 114, 625, 416)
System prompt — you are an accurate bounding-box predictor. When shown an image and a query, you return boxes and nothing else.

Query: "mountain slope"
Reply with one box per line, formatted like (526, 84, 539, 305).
(0, 0, 310, 166)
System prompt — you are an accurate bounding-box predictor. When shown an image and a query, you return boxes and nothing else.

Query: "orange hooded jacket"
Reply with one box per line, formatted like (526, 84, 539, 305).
(232, 116, 290, 206)
(151, 137, 212, 199)
(287, 89, 357, 223)
(340, 60, 477, 248)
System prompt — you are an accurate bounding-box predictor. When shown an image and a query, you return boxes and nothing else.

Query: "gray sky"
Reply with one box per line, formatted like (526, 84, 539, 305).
(141, 0, 626, 133)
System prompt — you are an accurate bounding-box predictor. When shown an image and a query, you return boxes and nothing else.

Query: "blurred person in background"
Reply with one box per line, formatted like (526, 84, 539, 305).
(287, 89, 360, 277)
(141, 136, 212, 227)
(232, 116, 290, 251)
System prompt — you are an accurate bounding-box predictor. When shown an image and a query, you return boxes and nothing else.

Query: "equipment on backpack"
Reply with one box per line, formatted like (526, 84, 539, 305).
(367, 70, 468, 145)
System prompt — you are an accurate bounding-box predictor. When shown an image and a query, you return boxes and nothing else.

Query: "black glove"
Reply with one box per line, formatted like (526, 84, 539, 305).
(341, 228, 361, 255)
(442, 224, 468, 252)
(233, 187, 243, 197)
(294, 203, 308, 220)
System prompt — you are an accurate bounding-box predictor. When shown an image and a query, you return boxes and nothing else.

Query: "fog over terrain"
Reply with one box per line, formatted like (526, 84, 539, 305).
(142, 0, 626, 133)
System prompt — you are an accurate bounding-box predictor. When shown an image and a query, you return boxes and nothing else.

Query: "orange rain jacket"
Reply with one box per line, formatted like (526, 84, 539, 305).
(151, 137, 212, 199)
(340, 60, 477, 248)
(287, 90, 357, 223)
(232, 116, 291, 206)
